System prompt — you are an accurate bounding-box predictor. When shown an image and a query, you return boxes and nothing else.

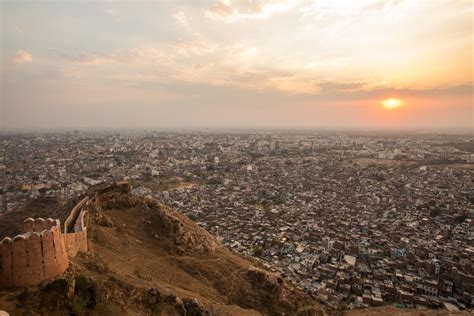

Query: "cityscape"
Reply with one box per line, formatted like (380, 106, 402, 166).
(1, 130, 473, 311)
(1, 0, 473, 314)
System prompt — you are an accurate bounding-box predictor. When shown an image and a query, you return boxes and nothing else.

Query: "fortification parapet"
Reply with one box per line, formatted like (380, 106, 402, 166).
(22, 217, 58, 235)
(33, 218, 45, 232)
(0, 219, 68, 288)
(22, 218, 34, 233)
(1, 195, 91, 288)
(64, 197, 89, 233)
(63, 198, 90, 257)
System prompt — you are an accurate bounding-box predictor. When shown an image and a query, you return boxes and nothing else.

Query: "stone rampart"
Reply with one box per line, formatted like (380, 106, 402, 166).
(64, 207, 89, 257)
(64, 229, 88, 257)
(64, 197, 89, 233)
(0, 196, 91, 288)
(0, 218, 68, 287)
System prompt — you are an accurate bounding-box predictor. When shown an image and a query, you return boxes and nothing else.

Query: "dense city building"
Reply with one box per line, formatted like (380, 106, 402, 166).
(1, 130, 473, 311)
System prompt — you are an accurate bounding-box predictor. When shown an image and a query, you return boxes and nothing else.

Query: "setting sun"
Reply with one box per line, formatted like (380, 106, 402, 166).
(382, 98, 403, 110)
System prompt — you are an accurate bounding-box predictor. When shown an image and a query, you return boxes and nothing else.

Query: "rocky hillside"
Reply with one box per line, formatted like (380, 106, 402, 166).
(1, 184, 470, 316)
(0, 184, 321, 315)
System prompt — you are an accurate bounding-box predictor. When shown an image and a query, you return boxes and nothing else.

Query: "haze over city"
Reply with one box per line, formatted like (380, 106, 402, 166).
(1, 1, 474, 314)
(1, 0, 473, 131)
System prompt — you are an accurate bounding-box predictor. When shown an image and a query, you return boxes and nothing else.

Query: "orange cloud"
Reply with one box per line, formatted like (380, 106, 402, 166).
(205, 0, 298, 22)
(12, 49, 32, 64)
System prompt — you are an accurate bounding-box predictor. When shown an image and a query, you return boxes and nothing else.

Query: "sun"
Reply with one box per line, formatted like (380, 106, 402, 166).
(381, 98, 403, 110)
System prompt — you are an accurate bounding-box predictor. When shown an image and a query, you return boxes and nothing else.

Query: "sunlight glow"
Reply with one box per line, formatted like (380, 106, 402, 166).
(382, 98, 403, 110)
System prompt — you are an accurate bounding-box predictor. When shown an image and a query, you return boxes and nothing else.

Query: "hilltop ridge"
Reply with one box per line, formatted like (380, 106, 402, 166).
(0, 183, 321, 315)
(1, 183, 470, 316)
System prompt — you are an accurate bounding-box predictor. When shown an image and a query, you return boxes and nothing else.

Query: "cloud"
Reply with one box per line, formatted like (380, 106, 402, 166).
(61, 48, 169, 65)
(298, 0, 404, 22)
(54, 23, 473, 101)
(205, 1, 237, 20)
(63, 53, 114, 65)
(174, 11, 191, 29)
(56, 41, 401, 97)
(12, 49, 33, 64)
(173, 39, 219, 56)
(205, 0, 299, 23)
(60, 38, 225, 69)
(362, 0, 404, 13)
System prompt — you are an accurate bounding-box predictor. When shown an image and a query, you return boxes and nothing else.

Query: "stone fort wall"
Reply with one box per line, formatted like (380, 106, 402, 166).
(0, 197, 91, 288)
(63, 197, 90, 257)
(0, 218, 68, 288)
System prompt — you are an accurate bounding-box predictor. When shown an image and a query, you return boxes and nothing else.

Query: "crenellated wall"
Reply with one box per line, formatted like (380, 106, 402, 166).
(0, 218, 69, 288)
(0, 197, 91, 288)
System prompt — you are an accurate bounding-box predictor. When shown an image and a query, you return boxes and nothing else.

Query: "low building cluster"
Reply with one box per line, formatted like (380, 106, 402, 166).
(1, 131, 473, 310)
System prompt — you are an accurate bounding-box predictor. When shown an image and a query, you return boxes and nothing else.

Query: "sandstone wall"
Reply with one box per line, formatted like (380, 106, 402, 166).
(0, 218, 69, 288)
(64, 197, 89, 233)
(64, 229, 88, 257)
(1, 196, 92, 288)
(64, 209, 89, 257)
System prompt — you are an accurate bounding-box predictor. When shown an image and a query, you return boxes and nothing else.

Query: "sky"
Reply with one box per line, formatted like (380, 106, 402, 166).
(1, 0, 473, 131)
